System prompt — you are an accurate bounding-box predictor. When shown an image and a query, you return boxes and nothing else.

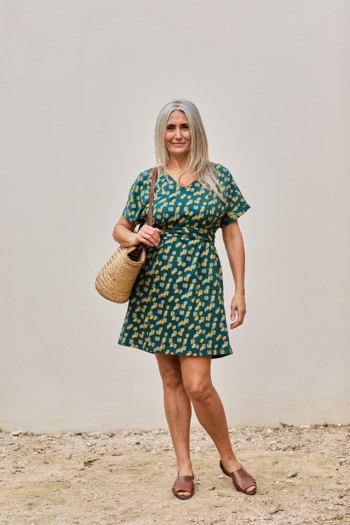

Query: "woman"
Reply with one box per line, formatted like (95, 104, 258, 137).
(112, 99, 256, 500)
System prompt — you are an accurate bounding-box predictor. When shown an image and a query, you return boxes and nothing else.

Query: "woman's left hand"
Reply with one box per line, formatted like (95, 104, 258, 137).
(230, 293, 246, 329)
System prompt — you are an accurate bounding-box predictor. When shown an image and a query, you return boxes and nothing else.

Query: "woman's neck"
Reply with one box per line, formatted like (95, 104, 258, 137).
(165, 155, 189, 172)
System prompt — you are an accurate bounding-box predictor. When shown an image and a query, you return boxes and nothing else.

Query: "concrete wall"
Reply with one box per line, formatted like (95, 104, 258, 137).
(1, 0, 349, 433)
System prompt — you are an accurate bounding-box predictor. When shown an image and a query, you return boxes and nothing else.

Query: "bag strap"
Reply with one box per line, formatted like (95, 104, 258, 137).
(148, 166, 158, 226)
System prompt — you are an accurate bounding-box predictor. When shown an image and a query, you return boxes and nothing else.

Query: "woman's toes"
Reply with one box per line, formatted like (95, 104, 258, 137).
(246, 485, 256, 493)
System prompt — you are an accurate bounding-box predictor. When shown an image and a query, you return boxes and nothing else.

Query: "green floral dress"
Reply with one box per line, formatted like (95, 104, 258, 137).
(118, 163, 250, 359)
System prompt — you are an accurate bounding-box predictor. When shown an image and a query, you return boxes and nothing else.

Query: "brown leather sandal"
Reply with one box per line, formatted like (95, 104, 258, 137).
(220, 460, 257, 495)
(172, 472, 195, 500)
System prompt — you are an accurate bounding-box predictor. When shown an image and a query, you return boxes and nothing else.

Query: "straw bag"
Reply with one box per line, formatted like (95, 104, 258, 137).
(95, 166, 158, 303)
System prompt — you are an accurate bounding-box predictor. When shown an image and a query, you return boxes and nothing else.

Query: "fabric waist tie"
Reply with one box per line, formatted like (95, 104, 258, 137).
(160, 225, 215, 245)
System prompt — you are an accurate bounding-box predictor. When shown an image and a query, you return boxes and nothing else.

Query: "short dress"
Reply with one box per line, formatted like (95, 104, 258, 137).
(118, 163, 250, 359)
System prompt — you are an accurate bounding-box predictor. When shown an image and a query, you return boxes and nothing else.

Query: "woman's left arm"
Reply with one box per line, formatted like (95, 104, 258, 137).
(222, 220, 246, 329)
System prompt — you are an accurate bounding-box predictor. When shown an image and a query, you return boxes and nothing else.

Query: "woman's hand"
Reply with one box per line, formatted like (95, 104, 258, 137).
(230, 293, 246, 329)
(135, 225, 162, 247)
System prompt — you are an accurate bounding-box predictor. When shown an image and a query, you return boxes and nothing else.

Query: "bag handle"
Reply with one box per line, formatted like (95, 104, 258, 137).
(148, 166, 158, 226)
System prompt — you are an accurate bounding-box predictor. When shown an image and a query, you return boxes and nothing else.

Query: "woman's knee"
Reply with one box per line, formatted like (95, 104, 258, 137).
(162, 369, 184, 391)
(156, 359, 183, 389)
(184, 380, 213, 403)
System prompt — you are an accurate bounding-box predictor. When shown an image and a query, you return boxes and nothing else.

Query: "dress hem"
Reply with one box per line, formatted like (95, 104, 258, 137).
(118, 342, 233, 360)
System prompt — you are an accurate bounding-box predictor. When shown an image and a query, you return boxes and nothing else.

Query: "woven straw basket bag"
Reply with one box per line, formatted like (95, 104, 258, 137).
(95, 167, 158, 303)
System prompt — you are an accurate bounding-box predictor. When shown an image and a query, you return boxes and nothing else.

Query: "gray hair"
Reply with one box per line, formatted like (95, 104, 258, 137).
(154, 99, 226, 202)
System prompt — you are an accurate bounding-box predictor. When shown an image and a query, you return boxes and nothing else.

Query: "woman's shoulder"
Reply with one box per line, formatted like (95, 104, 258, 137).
(210, 162, 231, 175)
(136, 167, 154, 180)
(129, 167, 154, 190)
(210, 162, 234, 186)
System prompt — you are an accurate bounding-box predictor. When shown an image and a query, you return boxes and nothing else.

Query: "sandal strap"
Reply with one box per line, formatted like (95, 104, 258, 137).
(231, 467, 256, 492)
(172, 475, 194, 495)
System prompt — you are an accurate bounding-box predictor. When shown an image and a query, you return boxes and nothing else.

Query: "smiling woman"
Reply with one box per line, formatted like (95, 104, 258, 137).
(112, 99, 256, 500)
(153, 100, 228, 198)
(164, 112, 191, 169)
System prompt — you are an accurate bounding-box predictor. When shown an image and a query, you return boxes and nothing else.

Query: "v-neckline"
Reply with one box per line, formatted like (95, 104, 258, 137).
(160, 165, 197, 189)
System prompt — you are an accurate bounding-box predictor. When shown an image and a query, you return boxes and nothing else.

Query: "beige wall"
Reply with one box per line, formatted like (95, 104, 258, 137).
(1, 1, 349, 433)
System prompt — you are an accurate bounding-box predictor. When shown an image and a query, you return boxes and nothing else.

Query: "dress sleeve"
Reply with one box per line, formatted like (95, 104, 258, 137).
(122, 174, 145, 225)
(220, 170, 251, 228)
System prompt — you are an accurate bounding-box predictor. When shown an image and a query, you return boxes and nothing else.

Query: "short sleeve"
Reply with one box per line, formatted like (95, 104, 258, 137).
(122, 174, 145, 225)
(220, 170, 251, 228)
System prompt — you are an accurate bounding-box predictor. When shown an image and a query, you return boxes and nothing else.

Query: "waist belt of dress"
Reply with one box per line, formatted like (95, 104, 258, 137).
(160, 226, 215, 244)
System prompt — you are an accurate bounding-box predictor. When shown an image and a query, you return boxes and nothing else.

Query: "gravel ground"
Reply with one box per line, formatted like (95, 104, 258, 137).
(0, 423, 349, 525)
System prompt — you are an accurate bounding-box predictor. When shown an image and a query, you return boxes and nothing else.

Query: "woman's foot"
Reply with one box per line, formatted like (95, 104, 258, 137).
(174, 465, 194, 498)
(220, 458, 256, 494)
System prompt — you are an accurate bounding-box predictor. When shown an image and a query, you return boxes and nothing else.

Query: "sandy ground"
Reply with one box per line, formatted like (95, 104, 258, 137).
(0, 423, 349, 525)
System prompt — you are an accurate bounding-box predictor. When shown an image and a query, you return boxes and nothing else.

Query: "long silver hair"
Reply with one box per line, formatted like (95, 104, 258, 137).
(154, 99, 226, 202)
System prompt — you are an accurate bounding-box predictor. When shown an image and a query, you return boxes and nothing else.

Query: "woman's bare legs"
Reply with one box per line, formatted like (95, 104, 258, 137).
(155, 354, 193, 497)
(179, 355, 256, 493)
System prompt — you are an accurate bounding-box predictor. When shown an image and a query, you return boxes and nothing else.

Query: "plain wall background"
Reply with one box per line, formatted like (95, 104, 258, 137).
(1, 0, 349, 433)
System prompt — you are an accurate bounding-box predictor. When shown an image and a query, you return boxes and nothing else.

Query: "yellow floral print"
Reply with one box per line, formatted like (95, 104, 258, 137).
(118, 163, 250, 359)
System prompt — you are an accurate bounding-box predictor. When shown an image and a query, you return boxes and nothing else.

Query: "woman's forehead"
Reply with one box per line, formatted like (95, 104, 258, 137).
(167, 109, 188, 123)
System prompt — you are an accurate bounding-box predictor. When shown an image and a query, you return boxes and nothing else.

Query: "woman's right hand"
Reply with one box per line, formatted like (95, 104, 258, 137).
(135, 225, 162, 247)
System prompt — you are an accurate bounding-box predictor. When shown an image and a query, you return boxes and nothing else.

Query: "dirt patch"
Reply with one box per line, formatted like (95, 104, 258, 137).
(0, 423, 349, 524)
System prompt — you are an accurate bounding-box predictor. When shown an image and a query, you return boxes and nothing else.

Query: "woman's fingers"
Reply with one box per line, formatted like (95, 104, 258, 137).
(137, 225, 162, 246)
(230, 299, 246, 329)
(138, 234, 155, 246)
(230, 311, 243, 329)
(138, 232, 157, 246)
(142, 226, 160, 245)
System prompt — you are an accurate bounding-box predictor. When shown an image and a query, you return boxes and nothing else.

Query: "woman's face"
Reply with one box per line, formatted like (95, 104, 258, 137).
(164, 110, 191, 157)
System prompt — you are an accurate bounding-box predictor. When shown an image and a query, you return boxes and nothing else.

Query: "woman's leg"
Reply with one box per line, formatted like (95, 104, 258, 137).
(179, 355, 255, 493)
(155, 354, 193, 497)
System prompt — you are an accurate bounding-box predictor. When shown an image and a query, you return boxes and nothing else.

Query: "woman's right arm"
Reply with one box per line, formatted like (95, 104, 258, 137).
(112, 216, 161, 248)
